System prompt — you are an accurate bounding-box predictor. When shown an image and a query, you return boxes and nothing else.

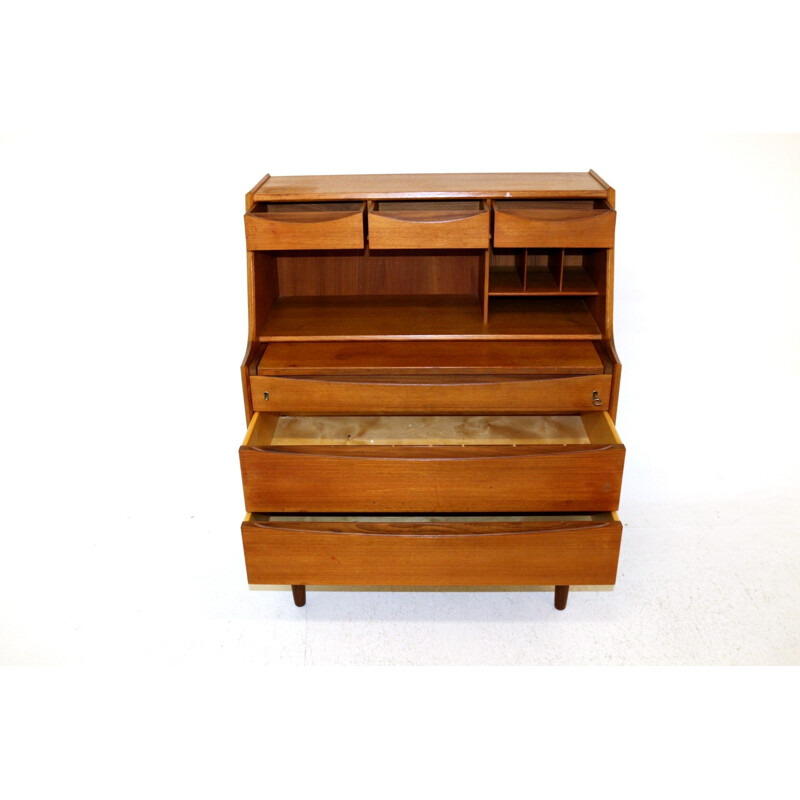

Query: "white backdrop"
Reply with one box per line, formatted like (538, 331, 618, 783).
(1, 0, 798, 794)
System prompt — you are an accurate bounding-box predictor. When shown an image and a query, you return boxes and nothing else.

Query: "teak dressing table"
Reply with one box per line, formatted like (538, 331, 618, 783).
(239, 172, 624, 610)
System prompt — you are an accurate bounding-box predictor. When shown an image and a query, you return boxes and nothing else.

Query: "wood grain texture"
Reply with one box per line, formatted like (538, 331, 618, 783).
(241, 517, 622, 585)
(250, 374, 613, 413)
(490, 261, 598, 295)
(258, 295, 601, 341)
(253, 173, 608, 202)
(240, 430, 624, 514)
(494, 202, 616, 248)
(245, 203, 365, 250)
(276, 251, 481, 297)
(238, 171, 624, 599)
(368, 200, 490, 248)
(240, 251, 279, 423)
(246, 172, 271, 212)
(589, 169, 615, 209)
(257, 340, 605, 375)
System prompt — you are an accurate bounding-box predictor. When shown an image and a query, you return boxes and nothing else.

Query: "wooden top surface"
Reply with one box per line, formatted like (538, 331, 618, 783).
(258, 295, 601, 342)
(252, 173, 608, 202)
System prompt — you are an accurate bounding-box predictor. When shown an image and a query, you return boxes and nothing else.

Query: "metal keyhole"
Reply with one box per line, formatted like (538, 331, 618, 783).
(592, 391, 602, 406)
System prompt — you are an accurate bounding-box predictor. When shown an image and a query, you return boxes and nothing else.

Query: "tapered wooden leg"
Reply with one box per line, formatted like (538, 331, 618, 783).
(291, 585, 306, 607)
(554, 585, 569, 610)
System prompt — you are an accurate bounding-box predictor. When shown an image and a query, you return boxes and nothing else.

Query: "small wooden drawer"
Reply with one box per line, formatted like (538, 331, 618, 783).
(250, 374, 613, 413)
(494, 201, 616, 248)
(239, 412, 625, 513)
(368, 200, 490, 249)
(244, 202, 365, 250)
(241, 513, 622, 586)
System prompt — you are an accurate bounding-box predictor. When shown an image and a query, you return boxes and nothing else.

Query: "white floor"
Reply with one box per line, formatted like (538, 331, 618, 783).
(3, 495, 797, 666)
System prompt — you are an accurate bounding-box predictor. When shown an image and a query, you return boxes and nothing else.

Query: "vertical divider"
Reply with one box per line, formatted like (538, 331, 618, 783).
(547, 248, 564, 291)
(364, 201, 372, 256)
(482, 247, 490, 323)
(517, 249, 527, 291)
(482, 198, 492, 323)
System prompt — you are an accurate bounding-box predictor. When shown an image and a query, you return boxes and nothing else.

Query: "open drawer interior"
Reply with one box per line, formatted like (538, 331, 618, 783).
(248, 202, 365, 220)
(242, 412, 621, 447)
(250, 513, 615, 524)
(493, 199, 616, 249)
(367, 200, 490, 249)
(494, 199, 612, 216)
(369, 200, 488, 220)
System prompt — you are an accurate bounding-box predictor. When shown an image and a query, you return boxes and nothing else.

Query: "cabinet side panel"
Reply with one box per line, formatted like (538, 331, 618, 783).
(241, 251, 279, 422)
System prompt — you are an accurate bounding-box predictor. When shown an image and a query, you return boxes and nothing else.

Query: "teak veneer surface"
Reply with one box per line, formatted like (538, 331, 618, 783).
(275, 252, 481, 297)
(241, 517, 622, 585)
(253, 173, 608, 202)
(239, 411, 624, 512)
(489, 268, 599, 296)
(257, 341, 605, 375)
(258, 295, 602, 341)
(250, 374, 612, 414)
(240, 170, 624, 605)
(265, 514, 599, 524)
(240, 445, 625, 513)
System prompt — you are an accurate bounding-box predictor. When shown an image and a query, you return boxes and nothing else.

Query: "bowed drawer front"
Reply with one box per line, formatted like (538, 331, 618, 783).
(245, 202, 365, 250)
(493, 200, 616, 248)
(250, 374, 613, 413)
(368, 200, 490, 248)
(242, 514, 622, 586)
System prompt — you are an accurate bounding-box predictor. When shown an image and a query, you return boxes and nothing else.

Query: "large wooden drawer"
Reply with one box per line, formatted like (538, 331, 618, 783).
(494, 201, 616, 248)
(241, 513, 622, 586)
(250, 374, 612, 413)
(239, 412, 625, 513)
(368, 200, 490, 248)
(245, 202, 365, 250)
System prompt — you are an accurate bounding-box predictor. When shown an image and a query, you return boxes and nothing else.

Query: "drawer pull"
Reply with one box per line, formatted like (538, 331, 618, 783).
(592, 391, 602, 406)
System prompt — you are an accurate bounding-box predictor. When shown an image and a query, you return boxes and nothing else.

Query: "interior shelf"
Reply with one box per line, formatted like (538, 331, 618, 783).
(258, 295, 602, 341)
(489, 268, 598, 296)
(257, 340, 606, 375)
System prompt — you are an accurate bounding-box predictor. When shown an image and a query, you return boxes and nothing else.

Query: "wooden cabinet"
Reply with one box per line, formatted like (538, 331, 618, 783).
(239, 172, 625, 609)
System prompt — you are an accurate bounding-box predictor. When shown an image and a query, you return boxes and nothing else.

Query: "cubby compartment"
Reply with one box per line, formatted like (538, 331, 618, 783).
(562, 249, 602, 294)
(489, 248, 602, 296)
(488, 248, 527, 293)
